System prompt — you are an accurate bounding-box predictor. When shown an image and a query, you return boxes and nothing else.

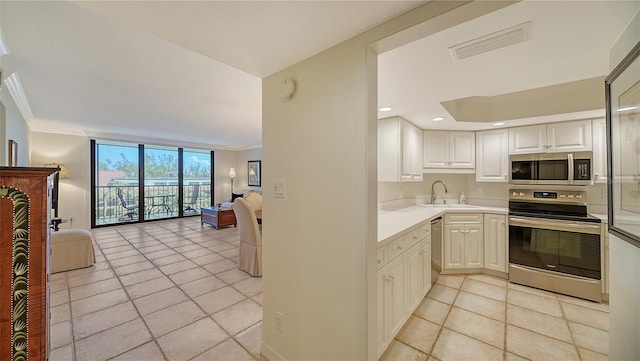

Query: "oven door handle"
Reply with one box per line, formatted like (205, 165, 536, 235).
(509, 216, 601, 235)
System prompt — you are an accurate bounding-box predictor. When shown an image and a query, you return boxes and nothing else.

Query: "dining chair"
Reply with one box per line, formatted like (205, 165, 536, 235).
(232, 197, 262, 277)
(117, 187, 138, 220)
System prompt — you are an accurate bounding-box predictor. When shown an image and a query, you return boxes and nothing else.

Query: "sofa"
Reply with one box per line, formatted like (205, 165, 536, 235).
(222, 190, 262, 211)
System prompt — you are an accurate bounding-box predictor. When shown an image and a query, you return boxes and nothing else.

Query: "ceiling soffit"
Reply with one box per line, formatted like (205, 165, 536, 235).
(440, 76, 606, 123)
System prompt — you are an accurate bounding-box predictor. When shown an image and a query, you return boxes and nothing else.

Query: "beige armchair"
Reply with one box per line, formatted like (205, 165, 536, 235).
(232, 197, 262, 277)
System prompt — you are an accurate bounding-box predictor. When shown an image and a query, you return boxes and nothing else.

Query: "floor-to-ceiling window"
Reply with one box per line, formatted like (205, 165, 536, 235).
(182, 149, 213, 216)
(91, 140, 214, 227)
(144, 146, 179, 220)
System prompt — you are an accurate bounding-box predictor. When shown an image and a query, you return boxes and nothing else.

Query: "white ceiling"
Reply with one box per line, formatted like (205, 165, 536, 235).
(1, 1, 639, 149)
(0, 0, 421, 149)
(378, 0, 640, 131)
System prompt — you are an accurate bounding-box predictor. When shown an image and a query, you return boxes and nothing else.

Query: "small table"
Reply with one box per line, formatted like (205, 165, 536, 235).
(201, 207, 236, 229)
(145, 194, 175, 215)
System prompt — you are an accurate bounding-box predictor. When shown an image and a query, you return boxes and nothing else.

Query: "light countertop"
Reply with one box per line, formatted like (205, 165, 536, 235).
(378, 204, 508, 243)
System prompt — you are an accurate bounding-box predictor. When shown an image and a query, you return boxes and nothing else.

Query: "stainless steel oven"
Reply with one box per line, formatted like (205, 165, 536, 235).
(508, 189, 602, 301)
(510, 152, 593, 185)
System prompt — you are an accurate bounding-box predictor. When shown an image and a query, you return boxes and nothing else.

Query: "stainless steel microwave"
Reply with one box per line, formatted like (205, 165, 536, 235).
(510, 152, 593, 185)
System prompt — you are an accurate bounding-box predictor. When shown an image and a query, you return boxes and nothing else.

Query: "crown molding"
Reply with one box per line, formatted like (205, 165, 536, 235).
(5, 73, 34, 123)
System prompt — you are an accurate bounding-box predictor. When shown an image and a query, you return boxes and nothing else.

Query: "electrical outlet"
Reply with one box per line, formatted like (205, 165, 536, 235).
(275, 311, 284, 332)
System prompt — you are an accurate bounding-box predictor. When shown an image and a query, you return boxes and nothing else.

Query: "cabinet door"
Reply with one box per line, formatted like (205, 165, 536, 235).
(509, 124, 547, 154)
(444, 225, 465, 269)
(483, 214, 507, 272)
(411, 126, 423, 181)
(464, 224, 484, 268)
(402, 123, 423, 181)
(592, 118, 607, 183)
(387, 255, 406, 339)
(547, 119, 592, 152)
(423, 131, 449, 168)
(449, 132, 475, 169)
(378, 119, 401, 181)
(376, 266, 389, 357)
(421, 236, 432, 295)
(476, 129, 509, 182)
(405, 243, 423, 312)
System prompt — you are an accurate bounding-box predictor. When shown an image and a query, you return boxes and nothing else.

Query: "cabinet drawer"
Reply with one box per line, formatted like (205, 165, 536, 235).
(377, 246, 388, 269)
(405, 228, 421, 248)
(444, 213, 482, 224)
(419, 221, 431, 238)
(388, 236, 406, 260)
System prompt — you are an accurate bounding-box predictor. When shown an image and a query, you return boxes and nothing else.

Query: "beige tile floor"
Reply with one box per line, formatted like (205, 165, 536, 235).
(50, 218, 262, 361)
(51, 218, 609, 360)
(381, 273, 610, 361)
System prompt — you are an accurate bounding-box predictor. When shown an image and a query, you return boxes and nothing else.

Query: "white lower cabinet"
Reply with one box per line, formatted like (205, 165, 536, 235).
(421, 230, 432, 295)
(377, 221, 432, 358)
(444, 214, 483, 270)
(406, 243, 423, 312)
(483, 214, 508, 273)
(376, 255, 406, 357)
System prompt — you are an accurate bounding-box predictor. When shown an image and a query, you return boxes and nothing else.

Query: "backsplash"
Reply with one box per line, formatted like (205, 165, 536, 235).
(378, 174, 608, 209)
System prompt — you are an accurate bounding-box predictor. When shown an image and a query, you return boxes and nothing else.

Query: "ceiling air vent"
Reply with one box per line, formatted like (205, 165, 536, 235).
(449, 21, 532, 61)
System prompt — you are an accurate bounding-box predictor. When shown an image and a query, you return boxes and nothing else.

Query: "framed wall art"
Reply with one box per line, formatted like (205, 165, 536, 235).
(248, 160, 261, 187)
(8, 139, 17, 167)
(606, 40, 640, 247)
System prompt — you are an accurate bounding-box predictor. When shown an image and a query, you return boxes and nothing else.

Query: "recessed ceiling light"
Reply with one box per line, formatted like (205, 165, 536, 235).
(432, 117, 445, 122)
(379, 106, 392, 112)
(618, 106, 638, 112)
(493, 122, 505, 126)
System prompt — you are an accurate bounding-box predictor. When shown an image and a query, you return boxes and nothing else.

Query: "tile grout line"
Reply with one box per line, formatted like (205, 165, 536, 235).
(105, 222, 258, 361)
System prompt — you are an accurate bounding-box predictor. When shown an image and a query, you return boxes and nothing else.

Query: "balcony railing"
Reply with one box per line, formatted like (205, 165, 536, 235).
(95, 184, 211, 225)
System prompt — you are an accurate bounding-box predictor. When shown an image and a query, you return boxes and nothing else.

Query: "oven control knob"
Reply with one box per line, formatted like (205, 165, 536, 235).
(512, 192, 517, 196)
(568, 194, 574, 198)
(576, 194, 583, 199)
(560, 193, 565, 198)
(519, 192, 524, 196)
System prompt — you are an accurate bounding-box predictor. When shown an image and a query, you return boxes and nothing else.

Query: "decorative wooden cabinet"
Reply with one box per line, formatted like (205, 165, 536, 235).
(1, 167, 56, 361)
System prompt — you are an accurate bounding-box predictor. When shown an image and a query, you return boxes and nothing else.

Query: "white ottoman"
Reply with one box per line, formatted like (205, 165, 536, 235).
(51, 229, 96, 273)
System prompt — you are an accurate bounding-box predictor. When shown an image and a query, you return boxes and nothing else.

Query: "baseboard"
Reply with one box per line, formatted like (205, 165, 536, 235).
(261, 341, 287, 361)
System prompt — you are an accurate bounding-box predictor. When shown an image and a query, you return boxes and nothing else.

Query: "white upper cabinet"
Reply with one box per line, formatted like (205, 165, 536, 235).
(423, 131, 475, 173)
(378, 117, 423, 182)
(509, 119, 592, 154)
(592, 118, 607, 183)
(476, 129, 509, 182)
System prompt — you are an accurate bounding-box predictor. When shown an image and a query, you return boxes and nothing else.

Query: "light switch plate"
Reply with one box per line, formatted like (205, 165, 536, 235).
(274, 181, 285, 198)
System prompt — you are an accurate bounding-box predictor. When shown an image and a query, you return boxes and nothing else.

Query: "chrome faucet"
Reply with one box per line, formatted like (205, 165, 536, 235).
(431, 180, 448, 204)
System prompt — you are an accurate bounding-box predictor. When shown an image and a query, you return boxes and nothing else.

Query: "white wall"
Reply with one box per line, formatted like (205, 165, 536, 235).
(235, 147, 262, 192)
(261, 2, 513, 359)
(213, 148, 262, 204)
(608, 9, 640, 361)
(1, 85, 30, 166)
(30, 131, 91, 229)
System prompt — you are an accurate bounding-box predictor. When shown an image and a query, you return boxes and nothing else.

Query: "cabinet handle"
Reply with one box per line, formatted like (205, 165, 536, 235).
(388, 275, 394, 281)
